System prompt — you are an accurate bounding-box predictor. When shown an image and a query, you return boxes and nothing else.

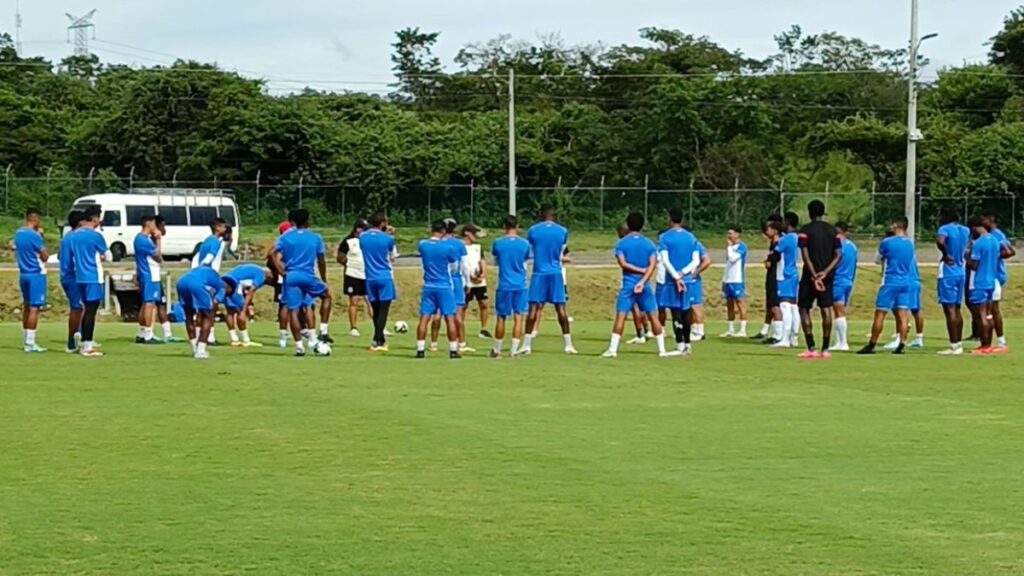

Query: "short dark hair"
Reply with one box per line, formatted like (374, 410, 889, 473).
(67, 210, 85, 229)
(503, 214, 519, 230)
(835, 221, 849, 233)
(766, 220, 782, 234)
(288, 210, 310, 228)
(616, 222, 630, 238)
(370, 213, 388, 229)
(784, 212, 799, 229)
(626, 212, 645, 232)
(431, 220, 447, 234)
(667, 207, 684, 225)
(728, 225, 743, 234)
(140, 214, 156, 227)
(892, 216, 909, 230)
(209, 217, 228, 231)
(25, 208, 42, 219)
(808, 200, 826, 219)
(83, 206, 102, 221)
(540, 205, 555, 220)
(968, 214, 986, 229)
(938, 209, 959, 225)
(984, 213, 1000, 224)
(444, 218, 457, 234)
(154, 215, 165, 226)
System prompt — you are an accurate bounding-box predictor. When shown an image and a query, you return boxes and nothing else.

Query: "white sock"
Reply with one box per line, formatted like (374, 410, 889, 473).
(563, 334, 573, 348)
(693, 323, 705, 337)
(449, 341, 459, 353)
(759, 323, 770, 336)
(727, 321, 735, 334)
(229, 330, 239, 343)
(189, 338, 198, 352)
(522, 334, 533, 350)
(952, 341, 963, 350)
(162, 321, 173, 340)
(208, 326, 217, 343)
(655, 333, 666, 355)
(296, 340, 305, 352)
(677, 341, 686, 352)
(914, 333, 924, 344)
(279, 329, 289, 341)
(320, 323, 329, 336)
(609, 333, 621, 353)
(786, 304, 800, 342)
(25, 329, 36, 346)
(144, 327, 154, 341)
(740, 321, 748, 333)
(511, 338, 521, 354)
(997, 336, 1007, 347)
(778, 306, 791, 343)
(835, 317, 848, 348)
(241, 329, 251, 343)
(137, 326, 146, 339)
(772, 320, 784, 341)
(493, 339, 503, 354)
(197, 342, 207, 355)
(417, 339, 426, 352)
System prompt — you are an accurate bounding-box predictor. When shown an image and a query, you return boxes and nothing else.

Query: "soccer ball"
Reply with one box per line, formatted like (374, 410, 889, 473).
(312, 340, 332, 357)
(394, 320, 410, 334)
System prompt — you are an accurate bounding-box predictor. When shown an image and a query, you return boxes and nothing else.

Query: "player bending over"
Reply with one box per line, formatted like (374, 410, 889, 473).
(415, 221, 462, 359)
(490, 215, 531, 358)
(720, 226, 748, 338)
(858, 217, 917, 355)
(602, 212, 678, 358)
(829, 222, 858, 351)
(13, 208, 49, 353)
(223, 263, 274, 347)
(270, 209, 333, 357)
(521, 206, 577, 355)
(176, 266, 228, 359)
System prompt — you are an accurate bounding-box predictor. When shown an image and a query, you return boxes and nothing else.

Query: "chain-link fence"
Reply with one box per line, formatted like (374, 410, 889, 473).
(2, 171, 1020, 238)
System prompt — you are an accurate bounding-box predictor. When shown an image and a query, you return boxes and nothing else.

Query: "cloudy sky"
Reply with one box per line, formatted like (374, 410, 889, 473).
(10, 0, 1019, 93)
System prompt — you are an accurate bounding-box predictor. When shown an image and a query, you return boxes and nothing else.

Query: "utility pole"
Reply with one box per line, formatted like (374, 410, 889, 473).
(904, 0, 937, 241)
(14, 0, 23, 55)
(508, 68, 517, 216)
(66, 10, 97, 58)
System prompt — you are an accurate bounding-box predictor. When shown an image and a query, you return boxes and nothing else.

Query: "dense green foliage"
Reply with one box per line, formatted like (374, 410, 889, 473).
(3, 10, 1024, 230)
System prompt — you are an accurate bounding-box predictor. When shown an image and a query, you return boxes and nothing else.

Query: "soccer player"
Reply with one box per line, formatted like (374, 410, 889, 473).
(521, 206, 577, 355)
(463, 224, 492, 340)
(337, 219, 372, 337)
(936, 210, 970, 355)
(886, 265, 926, 350)
(360, 212, 398, 351)
(70, 206, 110, 357)
(432, 219, 472, 352)
(134, 215, 166, 345)
(176, 266, 227, 360)
(658, 208, 699, 355)
(984, 213, 1015, 350)
(490, 215, 532, 358)
(59, 210, 85, 352)
(14, 208, 48, 353)
(151, 216, 181, 343)
(754, 215, 784, 343)
(270, 209, 333, 357)
(619, 222, 652, 345)
(720, 226, 748, 338)
(829, 222, 858, 352)
(223, 263, 273, 347)
(797, 201, 842, 359)
(602, 212, 675, 358)
(858, 217, 917, 355)
(192, 218, 228, 271)
(415, 221, 461, 360)
(770, 212, 801, 348)
(688, 237, 712, 341)
(967, 215, 1010, 354)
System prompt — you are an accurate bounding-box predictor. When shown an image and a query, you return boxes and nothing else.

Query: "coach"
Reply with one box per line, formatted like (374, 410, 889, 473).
(797, 200, 843, 356)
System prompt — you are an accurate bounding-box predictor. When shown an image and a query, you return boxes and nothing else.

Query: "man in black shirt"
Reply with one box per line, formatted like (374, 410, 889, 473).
(797, 200, 842, 358)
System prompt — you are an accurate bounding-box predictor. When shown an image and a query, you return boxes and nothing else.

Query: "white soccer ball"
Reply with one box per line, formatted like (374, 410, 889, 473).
(312, 340, 333, 357)
(394, 320, 410, 334)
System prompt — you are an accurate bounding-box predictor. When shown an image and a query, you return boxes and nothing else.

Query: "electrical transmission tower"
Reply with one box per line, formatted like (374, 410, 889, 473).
(66, 9, 97, 57)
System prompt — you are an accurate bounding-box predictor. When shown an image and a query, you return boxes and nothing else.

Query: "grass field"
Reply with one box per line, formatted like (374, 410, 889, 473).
(2, 318, 1024, 575)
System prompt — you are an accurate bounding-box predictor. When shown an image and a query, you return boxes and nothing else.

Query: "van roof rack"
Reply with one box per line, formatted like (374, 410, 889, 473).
(132, 188, 235, 199)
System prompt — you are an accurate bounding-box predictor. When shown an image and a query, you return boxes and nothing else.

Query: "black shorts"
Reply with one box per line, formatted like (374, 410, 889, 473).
(344, 276, 367, 297)
(798, 275, 834, 309)
(765, 275, 779, 308)
(466, 286, 489, 302)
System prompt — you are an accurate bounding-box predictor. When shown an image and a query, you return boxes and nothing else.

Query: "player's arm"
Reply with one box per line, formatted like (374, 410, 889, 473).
(1000, 240, 1016, 260)
(269, 247, 286, 278)
(318, 254, 328, 283)
(696, 252, 712, 279)
(476, 256, 487, 283)
(636, 253, 657, 292)
(967, 246, 980, 271)
(337, 241, 348, 266)
(681, 250, 701, 277)
(615, 254, 647, 276)
(242, 287, 258, 312)
(660, 249, 686, 292)
(817, 237, 843, 280)
(936, 233, 953, 265)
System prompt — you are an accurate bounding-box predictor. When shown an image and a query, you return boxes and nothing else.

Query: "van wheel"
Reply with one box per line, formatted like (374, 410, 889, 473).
(110, 242, 126, 262)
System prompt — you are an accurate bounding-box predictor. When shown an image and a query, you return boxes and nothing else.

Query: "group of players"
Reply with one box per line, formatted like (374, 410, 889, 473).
(10, 198, 1016, 359)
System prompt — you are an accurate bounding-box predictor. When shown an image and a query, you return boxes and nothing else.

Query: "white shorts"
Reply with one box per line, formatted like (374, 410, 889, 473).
(994, 281, 1003, 302)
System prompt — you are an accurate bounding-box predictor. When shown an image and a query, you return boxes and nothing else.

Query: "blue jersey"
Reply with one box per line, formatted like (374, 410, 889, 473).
(937, 223, 969, 279)
(70, 228, 108, 284)
(835, 238, 859, 286)
(274, 229, 325, 274)
(775, 232, 799, 282)
(419, 237, 459, 289)
(59, 230, 78, 283)
(181, 266, 225, 300)
(192, 235, 225, 271)
(14, 227, 46, 275)
(877, 235, 916, 287)
(970, 234, 1001, 290)
(134, 233, 161, 286)
(527, 221, 569, 275)
(492, 235, 531, 291)
(359, 229, 396, 281)
(444, 237, 468, 289)
(225, 263, 267, 291)
(658, 227, 698, 283)
(990, 228, 1010, 285)
(614, 233, 657, 286)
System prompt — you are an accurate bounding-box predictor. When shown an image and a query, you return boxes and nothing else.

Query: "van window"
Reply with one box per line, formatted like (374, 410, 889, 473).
(160, 206, 187, 226)
(189, 206, 219, 227)
(126, 205, 156, 227)
(220, 206, 237, 226)
(101, 210, 121, 228)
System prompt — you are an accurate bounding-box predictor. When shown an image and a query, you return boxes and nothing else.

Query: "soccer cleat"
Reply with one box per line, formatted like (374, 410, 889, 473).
(883, 340, 900, 351)
(937, 347, 964, 356)
(856, 345, 876, 355)
(80, 349, 104, 358)
(909, 340, 925, 349)
(601, 349, 617, 358)
(763, 338, 781, 346)
(415, 351, 426, 359)
(734, 332, 748, 338)
(829, 344, 851, 352)
(625, 336, 646, 345)
(971, 346, 994, 355)
(449, 351, 461, 359)
(319, 334, 335, 344)
(242, 341, 264, 348)
(798, 350, 820, 360)
(564, 346, 579, 355)
(230, 341, 244, 348)
(750, 333, 766, 341)
(459, 345, 477, 354)
(517, 347, 532, 356)
(23, 344, 47, 354)
(193, 350, 211, 360)
(349, 328, 360, 337)
(278, 339, 288, 349)
(134, 336, 147, 344)
(892, 344, 906, 355)
(65, 346, 79, 354)
(691, 334, 705, 342)
(294, 349, 307, 357)
(644, 331, 655, 339)
(660, 350, 683, 358)
(164, 336, 188, 343)
(369, 344, 390, 353)
(719, 331, 735, 338)
(488, 351, 501, 359)
(990, 346, 1009, 355)
(770, 341, 792, 349)
(820, 351, 832, 360)
(479, 330, 493, 340)
(144, 338, 165, 345)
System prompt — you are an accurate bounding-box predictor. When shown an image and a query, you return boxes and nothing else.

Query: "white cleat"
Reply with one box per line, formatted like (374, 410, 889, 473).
(937, 347, 964, 356)
(194, 350, 211, 360)
(429, 343, 439, 353)
(460, 346, 477, 354)
(626, 337, 647, 345)
(719, 332, 735, 338)
(601, 349, 617, 358)
(829, 344, 851, 352)
(770, 341, 792, 349)
(518, 347, 532, 356)
(733, 331, 748, 338)
(883, 340, 900, 351)
(278, 339, 288, 349)
(349, 328, 360, 337)
(660, 350, 683, 358)
(564, 346, 579, 355)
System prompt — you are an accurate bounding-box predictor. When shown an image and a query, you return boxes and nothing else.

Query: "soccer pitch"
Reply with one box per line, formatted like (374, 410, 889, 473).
(2, 321, 1024, 575)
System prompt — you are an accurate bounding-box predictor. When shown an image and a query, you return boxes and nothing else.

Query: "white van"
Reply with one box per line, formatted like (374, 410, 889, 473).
(65, 189, 240, 261)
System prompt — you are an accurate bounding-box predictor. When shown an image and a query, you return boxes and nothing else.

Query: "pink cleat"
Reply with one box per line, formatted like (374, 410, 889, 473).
(820, 350, 832, 360)
(798, 350, 820, 360)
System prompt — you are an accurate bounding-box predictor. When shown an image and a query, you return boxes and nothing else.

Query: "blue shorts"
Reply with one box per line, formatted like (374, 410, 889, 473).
(495, 288, 528, 317)
(689, 278, 705, 306)
(723, 283, 745, 300)
(62, 280, 83, 311)
(225, 292, 246, 312)
(617, 283, 658, 315)
(937, 276, 964, 306)
(284, 271, 329, 311)
(908, 282, 922, 312)
(876, 284, 911, 310)
(420, 287, 456, 317)
(658, 282, 690, 311)
(366, 278, 397, 303)
(453, 280, 466, 308)
(177, 280, 215, 312)
(777, 276, 798, 301)
(529, 273, 566, 305)
(969, 287, 995, 305)
(19, 274, 47, 308)
(833, 283, 853, 306)
(78, 282, 104, 304)
(141, 281, 164, 304)
(655, 283, 667, 308)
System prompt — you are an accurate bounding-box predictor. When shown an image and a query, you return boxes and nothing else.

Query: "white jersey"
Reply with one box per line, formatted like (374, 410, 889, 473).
(465, 243, 486, 288)
(723, 242, 748, 284)
(340, 236, 365, 280)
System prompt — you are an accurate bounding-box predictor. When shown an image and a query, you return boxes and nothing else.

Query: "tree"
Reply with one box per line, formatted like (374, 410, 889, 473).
(390, 28, 443, 105)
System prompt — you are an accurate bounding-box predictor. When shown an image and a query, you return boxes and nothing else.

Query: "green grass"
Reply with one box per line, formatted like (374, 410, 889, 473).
(2, 319, 1024, 575)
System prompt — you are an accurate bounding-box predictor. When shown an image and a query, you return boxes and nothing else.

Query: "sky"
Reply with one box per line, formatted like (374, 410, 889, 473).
(8, 0, 1020, 94)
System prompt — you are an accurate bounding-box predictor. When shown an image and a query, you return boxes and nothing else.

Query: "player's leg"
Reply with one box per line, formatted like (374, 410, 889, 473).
(491, 290, 508, 358)
(226, 309, 241, 346)
(629, 304, 646, 344)
(737, 294, 748, 335)
(430, 312, 442, 350)
(318, 287, 333, 341)
(347, 294, 359, 334)
(478, 291, 491, 339)
(183, 305, 198, 347)
(79, 284, 103, 356)
(137, 300, 153, 343)
(492, 315, 506, 358)
(894, 308, 910, 354)
(819, 305, 834, 356)
(857, 310, 888, 354)
(603, 311, 630, 358)
(979, 301, 994, 350)
(195, 310, 214, 359)
(21, 276, 45, 352)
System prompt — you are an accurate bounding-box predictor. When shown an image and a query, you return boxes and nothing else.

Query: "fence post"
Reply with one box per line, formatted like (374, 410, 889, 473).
(44, 166, 53, 217)
(129, 166, 135, 192)
(688, 177, 696, 222)
(1012, 194, 1017, 236)
(427, 187, 432, 228)
(870, 181, 876, 229)
(824, 180, 831, 213)
(4, 164, 11, 214)
(599, 175, 606, 229)
(470, 180, 475, 224)
(341, 187, 347, 226)
(255, 169, 262, 222)
(643, 174, 649, 223)
(964, 193, 969, 225)
(732, 177, 740, 226)
(172, 168, 179, 189)
(298, 176, 304, 208)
